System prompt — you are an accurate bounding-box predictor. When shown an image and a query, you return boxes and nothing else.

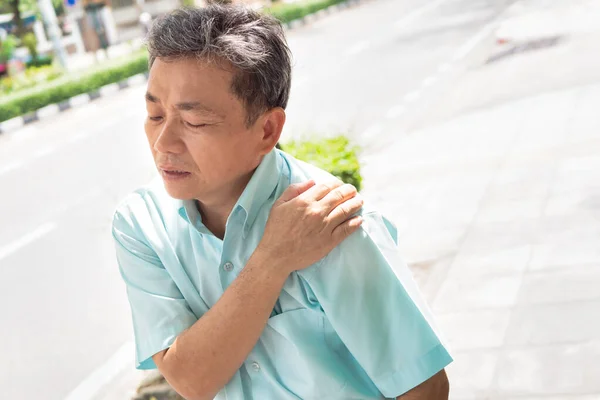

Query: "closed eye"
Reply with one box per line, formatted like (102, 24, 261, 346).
(186, 122, 209, 128)
(148, 116, 163, 122)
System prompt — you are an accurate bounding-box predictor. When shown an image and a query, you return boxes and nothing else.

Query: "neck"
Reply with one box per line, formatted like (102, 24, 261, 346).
(197, 168, 256, 240)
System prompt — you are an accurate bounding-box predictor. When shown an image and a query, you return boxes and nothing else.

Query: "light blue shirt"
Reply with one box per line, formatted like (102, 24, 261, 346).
(112, 149, 452, 399)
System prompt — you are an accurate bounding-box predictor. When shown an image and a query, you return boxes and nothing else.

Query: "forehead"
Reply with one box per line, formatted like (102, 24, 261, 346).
(147, 58, 236, 104)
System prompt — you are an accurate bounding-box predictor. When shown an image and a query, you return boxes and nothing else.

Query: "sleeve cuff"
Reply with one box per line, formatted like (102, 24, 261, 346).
(375, 344, 453, 398)
(135, 320, 195, 370)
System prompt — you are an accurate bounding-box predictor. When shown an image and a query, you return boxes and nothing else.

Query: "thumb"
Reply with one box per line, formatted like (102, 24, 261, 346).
(276, 180, 315, 203)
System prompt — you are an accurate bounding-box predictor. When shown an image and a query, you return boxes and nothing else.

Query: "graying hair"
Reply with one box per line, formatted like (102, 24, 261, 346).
(146, 5, 292, 126)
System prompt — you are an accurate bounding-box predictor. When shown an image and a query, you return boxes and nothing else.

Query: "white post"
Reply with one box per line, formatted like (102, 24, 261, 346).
(100, 6, 119, 45)
(37, 0, 68, 68)
(32, 20, 49, 49)
(67, 15, 86, 54)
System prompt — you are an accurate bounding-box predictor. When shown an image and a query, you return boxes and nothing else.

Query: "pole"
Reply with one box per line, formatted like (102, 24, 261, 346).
(37, 0, 68, 69)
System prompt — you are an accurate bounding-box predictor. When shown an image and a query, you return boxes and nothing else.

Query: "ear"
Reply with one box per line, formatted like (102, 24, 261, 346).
(257, 107, 286, 156)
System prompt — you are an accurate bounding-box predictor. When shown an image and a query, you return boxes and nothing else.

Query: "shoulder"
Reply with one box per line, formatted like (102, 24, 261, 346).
(112, 177, 181, 243)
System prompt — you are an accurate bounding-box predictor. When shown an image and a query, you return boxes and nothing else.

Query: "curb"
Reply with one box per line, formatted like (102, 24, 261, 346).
(0, 0, 366, 135)
(0, 72, 150, 135)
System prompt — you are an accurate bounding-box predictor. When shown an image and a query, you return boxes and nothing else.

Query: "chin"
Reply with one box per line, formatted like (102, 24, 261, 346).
(161, 180, 199, 200)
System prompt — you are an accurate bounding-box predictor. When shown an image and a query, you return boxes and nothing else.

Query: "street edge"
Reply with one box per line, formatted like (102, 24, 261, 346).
(0, 0, 367, 136)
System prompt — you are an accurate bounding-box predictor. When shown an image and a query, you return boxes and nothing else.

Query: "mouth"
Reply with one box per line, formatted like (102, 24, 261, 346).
(159, 168, 192, 181)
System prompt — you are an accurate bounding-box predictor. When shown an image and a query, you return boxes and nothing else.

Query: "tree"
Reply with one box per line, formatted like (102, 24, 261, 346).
(0, 0, 64, 38)
(6, 0, 24, 36)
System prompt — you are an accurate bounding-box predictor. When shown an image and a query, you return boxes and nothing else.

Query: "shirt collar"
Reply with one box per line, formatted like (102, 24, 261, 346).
(236, 148, 281, 236)
(177, 149, 281, 236)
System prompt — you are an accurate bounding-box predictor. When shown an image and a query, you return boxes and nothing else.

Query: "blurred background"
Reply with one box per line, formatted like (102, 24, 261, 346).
(1, 0, 599, 399)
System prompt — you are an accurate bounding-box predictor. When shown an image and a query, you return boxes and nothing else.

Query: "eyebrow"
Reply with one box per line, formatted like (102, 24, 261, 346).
(145, 91, 222, 117)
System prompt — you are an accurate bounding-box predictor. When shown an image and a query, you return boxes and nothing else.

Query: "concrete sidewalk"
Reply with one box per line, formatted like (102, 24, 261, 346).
(361, 58, 600, 400)
(361, 3, 600, 396)
(359, 2, 600, 398)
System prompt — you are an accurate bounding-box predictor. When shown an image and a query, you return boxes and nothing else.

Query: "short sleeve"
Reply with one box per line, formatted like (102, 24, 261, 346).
(303, 211, 452, 397)
(112, 209, 198, 370)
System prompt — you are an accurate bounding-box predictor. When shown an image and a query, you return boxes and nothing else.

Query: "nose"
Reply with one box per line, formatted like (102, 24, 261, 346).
(153, 119, 185, 155)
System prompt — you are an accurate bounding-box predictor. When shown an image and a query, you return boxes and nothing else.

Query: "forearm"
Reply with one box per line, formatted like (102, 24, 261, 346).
(396, 369, 449, 400)
(160, 249, 288, 399)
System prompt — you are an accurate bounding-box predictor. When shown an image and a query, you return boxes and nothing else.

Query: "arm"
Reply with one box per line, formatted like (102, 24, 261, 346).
(396, 369, 449, 399)
(115, 180, 364, 400)
(304, 211, 453, 398)
(153, 248, 289, 400)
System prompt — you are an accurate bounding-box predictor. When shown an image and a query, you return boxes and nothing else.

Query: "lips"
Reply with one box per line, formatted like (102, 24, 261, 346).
(158, 165, 192, 180)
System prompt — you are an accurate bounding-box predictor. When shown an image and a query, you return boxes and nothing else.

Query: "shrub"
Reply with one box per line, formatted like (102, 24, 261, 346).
(0, 34, 18, 63)
(26, 55, 53, 68)
(22, 32, 39, 62)
(265, 0, 347, 24)
(1, 65, 63, 95)
(281, 135, 362, 191)
(0, 52, 148, 122)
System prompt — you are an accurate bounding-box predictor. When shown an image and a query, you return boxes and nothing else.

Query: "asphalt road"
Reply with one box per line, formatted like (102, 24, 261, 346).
(0, 0, 513, 398)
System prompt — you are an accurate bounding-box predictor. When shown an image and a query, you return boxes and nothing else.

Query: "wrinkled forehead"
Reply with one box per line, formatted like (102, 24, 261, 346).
(146, 58, 239, 111)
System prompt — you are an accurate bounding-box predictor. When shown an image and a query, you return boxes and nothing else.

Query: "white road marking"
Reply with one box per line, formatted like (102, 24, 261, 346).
(395, 0, 446, 30)
(404, 91, 421, 103)
(453, 20, 498, 62)
(0, 160, 24, 177)
(386, 104, 405, 119)
(437, 63, 452, 73)
(345, 40, 370, 56)
(0, 222, 56, 262)
(422, 76, 438, 88)
(63, 340, 135, 400)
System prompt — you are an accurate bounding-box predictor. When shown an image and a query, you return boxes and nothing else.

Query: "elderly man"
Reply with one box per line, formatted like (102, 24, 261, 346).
(112, 5, 451, 400)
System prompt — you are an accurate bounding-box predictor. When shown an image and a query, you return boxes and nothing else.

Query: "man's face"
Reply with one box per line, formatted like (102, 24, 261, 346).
(144, 58, 269, 201)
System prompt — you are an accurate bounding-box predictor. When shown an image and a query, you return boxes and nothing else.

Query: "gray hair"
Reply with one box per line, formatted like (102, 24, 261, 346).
(146, 5, 292, 126)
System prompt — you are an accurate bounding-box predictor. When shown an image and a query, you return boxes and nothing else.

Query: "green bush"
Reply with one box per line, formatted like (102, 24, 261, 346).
(26, 54, 53, 68)
(282, 135, 362, 191)
(1, 65, 63, 95)
(0, 34, 18, 63)
(22, 32, 39, 62)
(265, 0, 348, 24)
(0, 52, 148, 122)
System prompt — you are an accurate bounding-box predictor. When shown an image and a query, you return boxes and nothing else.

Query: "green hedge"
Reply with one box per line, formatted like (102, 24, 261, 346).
(265, 0, 348, 24)
(0, 52, 148, 122)
(282, 136, 362, 191)
(0, 0, 349, 122)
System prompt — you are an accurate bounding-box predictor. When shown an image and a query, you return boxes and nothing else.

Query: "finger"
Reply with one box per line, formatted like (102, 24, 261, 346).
(327, 195, 364, 227)
(276, 180, 316, 203)
(299, 180, 344, 202)
(320, 183, 358, 211)
(331, 215, 363, 244)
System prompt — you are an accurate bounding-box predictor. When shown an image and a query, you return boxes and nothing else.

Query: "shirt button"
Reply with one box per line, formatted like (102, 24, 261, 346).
(251, 361, 260, 372)
(223, 262, 234, 272)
